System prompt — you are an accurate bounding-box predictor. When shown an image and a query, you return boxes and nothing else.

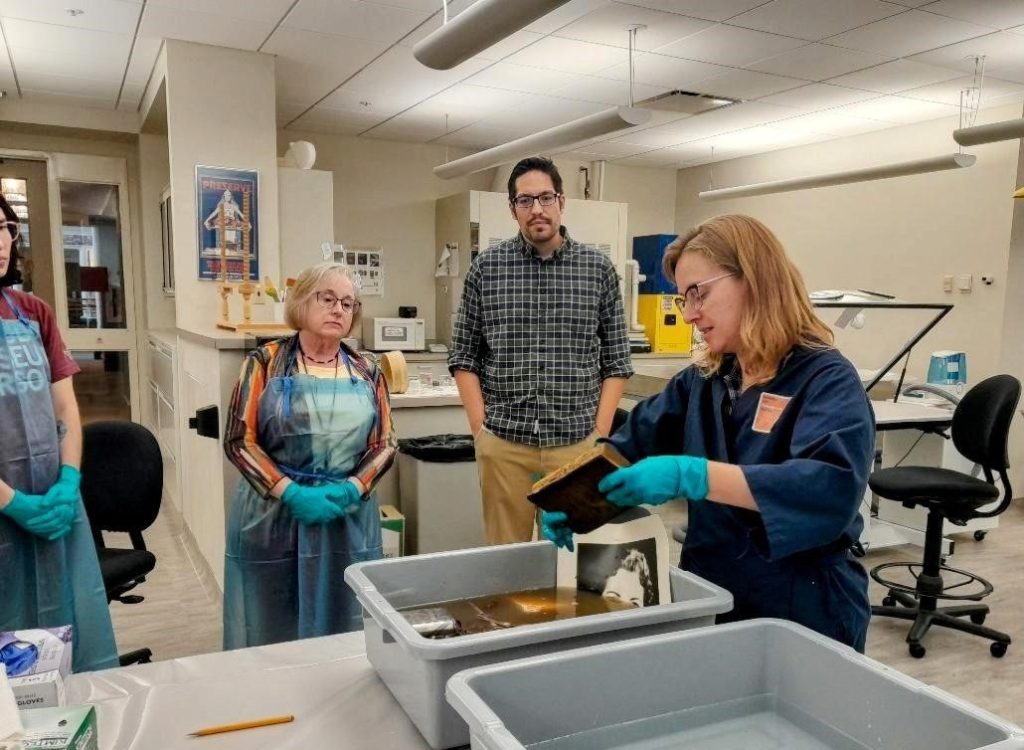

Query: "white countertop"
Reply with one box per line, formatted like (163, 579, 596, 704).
(391, 385, 462, 408)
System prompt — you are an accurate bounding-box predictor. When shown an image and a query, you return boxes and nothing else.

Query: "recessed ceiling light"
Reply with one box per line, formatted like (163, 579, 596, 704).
(66, 8, 85, 16)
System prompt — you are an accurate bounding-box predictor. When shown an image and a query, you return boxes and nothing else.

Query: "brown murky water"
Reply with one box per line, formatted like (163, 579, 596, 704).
(399, 587, 636, 638)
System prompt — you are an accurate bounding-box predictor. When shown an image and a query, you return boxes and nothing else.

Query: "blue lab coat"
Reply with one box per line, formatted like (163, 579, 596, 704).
(610, 346, 875, 651)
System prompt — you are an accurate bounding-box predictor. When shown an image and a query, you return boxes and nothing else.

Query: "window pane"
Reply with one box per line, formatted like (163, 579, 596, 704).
(72, 350, 131, 423)
(60, 182, 127, 329)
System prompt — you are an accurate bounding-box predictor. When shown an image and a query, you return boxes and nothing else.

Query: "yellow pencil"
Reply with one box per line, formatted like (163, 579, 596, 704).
(187, 714, 294, 737)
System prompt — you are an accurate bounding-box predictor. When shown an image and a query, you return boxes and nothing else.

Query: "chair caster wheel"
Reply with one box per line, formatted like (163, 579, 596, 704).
(970, 613, 986, 625)
(974, 530, 987, 542)
(882, 596, 897, 607)
(909, 643, 926, 658)
(990, 642, 1008, 658)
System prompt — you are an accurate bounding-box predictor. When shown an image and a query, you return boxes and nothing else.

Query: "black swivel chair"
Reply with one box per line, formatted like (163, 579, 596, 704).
(80, 420, 163, 666)
(869, 374, 1021, 659)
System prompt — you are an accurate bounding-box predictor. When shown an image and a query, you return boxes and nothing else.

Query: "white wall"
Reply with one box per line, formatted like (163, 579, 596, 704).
(675, 102, 1024, 387)
(138, 133, 174, 330)
(1000, 137, 1024, 493)
(277, 131, 496, 339)
(162, 40, 280, 333)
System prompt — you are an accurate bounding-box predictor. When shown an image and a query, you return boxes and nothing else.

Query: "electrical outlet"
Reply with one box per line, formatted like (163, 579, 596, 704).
(253, 287, 266, 305)
(981, 274, 995, 286)
(957, 274, 973, 292)
(942, 275, 953, 293)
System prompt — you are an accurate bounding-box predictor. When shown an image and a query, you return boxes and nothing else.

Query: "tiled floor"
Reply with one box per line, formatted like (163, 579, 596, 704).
(109, 499, 1024, 726)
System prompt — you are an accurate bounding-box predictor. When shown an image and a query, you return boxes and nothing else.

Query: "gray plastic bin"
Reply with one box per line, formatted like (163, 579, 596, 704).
(345, 541, 733, 749)
(447, 619, 1024, 750)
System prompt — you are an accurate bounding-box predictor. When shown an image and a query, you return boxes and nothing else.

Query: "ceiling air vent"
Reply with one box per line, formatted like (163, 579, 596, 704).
(634, 90, 739, 116)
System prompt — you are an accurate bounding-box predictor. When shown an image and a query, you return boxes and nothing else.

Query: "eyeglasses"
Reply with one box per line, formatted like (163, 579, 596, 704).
(0, 220, 19, 243)
(315, 291, 361, 313)
(511, 192, 561, 211)
(673, 272, 735, 314)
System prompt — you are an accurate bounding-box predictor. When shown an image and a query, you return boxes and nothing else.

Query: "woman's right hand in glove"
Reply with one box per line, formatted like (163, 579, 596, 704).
(281, 482, 347, 525)
(2, 491, 76, 540)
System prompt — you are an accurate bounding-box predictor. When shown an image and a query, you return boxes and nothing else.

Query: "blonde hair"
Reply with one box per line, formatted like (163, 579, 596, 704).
(662, 214, 832, 387)
(285, 262, 362, 333)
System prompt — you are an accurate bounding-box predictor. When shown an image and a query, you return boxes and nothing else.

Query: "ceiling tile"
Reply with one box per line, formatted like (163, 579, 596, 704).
(282, 0, 430, 42)
(418, 83, 526, 123)
(146, 0, 296, 24)
(19, 89, 116, 109)
(552, 3, 711, 50)
(747, 43, 891, 80)
(563, 138, 654, 157)
(343, 45, 491, 110)
(909, 31, 1024, 75)
(825, 9, 991, 57)
(506, 37, 629, 75)
(362, 0, 453, 12)
(596, 53, 728, 88)
(0, 0, 142, 34)
(471, 30, 547, 62)
(772, 109, 893, 135)
(7, 25, 131, 81)
(886, 0, 935, 6)
(318, 84, 419, 119)
(288, 107, 385, 135)
(918, 0, 1024, 30)
(273, 58, 345, 106)
(696, 68, 806, 99)
(263, 26, 388, 70)
(610, 100, 797, 146)
(757, 82, 882, 108)
(138, 4, 275, 50)
(899, 75, 1024, 106)
(730, 0, 905, 42)
(17, 71, 119, 99)
(0, 46, 15, 91)
(523, 0, 613, 34)
(831, 94, 960, 122)
(550, 75, 668, 105)
(434, 123, 528, 149)
(118, 82, 145, 109)
(615, 0, 767, 23)
(827, 59, 961, 93)
(484, 92, 609, 131)
(277, 99, 310, 123)
(466, 62, 584, 96)
(654, 24, 807, 67)
(124, 36, 161, 85)
(612, 150, 687, 167)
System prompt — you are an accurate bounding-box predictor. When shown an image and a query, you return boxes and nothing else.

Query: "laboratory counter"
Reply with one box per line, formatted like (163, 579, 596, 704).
(65, 632, 435, 750)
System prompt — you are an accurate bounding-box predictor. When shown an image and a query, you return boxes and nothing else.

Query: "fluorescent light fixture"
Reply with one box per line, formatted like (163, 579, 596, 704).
(953, 117, 1024, 147)
(414, 0, 571, 71)
(434, 106, 652, 179)
(698, 153, 975, 201)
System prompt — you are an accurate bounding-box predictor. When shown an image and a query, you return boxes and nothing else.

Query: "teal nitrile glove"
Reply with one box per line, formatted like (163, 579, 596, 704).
(598, 456, 710, 507)
(43, 465, 82, 507)
(330, 480, 362, 515)
(2, 491, 73, 539)
(281, 482, 347, 526)
(540, 511, 574, 552)
(26, 501, 77, 541)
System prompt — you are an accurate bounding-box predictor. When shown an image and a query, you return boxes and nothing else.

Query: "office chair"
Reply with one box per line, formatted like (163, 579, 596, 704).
(80, 420, 163, 666)
(869, 374, 1020, 659)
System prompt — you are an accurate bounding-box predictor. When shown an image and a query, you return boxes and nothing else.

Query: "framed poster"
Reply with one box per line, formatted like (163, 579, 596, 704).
(196, 165, 259, 282)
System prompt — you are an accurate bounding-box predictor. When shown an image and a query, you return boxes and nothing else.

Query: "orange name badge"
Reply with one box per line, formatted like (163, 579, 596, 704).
(752, 393, 792, 434)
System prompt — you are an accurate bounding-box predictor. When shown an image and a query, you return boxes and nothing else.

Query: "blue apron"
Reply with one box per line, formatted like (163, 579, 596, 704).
(0, 290, 119, 673)
(223, 346, 383, 649)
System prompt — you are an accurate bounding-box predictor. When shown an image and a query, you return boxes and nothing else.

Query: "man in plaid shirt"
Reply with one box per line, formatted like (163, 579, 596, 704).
(448, 157, 633, 544)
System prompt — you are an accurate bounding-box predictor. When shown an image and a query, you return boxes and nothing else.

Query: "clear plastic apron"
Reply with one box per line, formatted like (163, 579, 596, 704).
(0, 290, 118, 672)
(223, 351, 383, 649)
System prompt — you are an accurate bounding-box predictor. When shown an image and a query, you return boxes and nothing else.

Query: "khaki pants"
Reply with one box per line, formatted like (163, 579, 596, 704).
(474, 428, 598, 545)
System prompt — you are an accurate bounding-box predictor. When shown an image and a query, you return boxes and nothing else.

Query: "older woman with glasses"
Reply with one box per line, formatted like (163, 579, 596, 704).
(543, 214, 875, 651)
(222, 261, 396, 649)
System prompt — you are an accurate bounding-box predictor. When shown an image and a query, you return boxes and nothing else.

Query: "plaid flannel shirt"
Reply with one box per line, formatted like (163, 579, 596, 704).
(448, 227, 633, 447)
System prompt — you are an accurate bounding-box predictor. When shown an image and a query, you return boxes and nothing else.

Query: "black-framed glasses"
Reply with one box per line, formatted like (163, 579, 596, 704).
(673, 272, 735, 314)
(0, 219, 19, 243)
(511, 192, 561, 211)
(315, 291, 361, 313)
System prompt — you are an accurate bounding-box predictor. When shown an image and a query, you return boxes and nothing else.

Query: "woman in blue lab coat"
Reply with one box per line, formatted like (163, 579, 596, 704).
(543, 214, 875, 651)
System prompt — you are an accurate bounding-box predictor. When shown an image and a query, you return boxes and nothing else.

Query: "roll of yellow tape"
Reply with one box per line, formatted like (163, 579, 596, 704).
(381, 350, 409, 394)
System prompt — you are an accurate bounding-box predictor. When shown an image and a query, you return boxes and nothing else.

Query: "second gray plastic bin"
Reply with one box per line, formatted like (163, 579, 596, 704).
(447, 619, 1024, 750)
(345, 542, 732, 749)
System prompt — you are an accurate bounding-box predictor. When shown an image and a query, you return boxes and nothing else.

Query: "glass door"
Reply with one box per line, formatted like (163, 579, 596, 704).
(51, 154, 140, 423)
(0, 157, 55, 307)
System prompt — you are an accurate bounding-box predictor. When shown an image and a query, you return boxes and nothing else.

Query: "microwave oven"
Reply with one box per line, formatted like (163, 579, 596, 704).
(364, 317, 426, 352)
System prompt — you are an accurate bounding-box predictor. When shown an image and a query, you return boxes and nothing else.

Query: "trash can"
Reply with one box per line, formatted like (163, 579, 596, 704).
(398, 434, 485, 555)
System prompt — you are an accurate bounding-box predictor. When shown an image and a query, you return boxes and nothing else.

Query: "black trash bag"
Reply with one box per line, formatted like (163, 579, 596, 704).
(398, 434, 476, 463)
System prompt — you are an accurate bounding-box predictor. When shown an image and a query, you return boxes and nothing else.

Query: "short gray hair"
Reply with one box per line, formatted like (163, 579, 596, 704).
(285, 261, 362, 333)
